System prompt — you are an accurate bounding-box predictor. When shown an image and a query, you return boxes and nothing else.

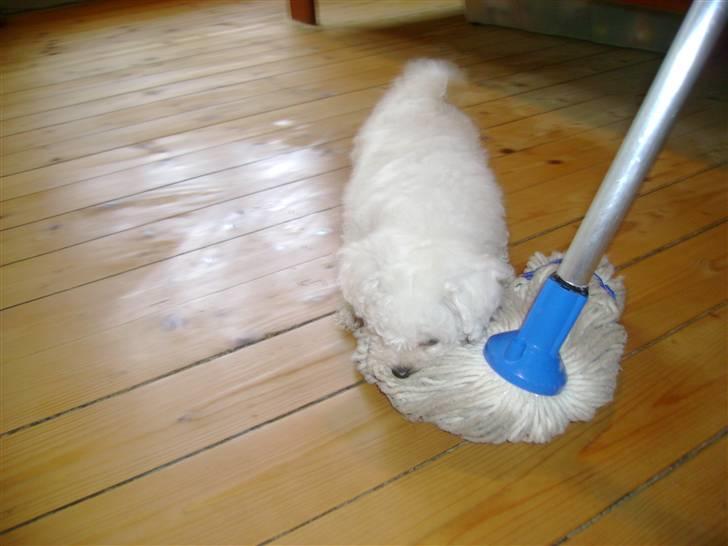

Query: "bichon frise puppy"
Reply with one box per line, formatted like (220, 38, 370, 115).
(338, 59, 511, 379)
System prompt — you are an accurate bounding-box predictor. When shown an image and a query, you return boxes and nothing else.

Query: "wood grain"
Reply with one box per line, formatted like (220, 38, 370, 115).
(1, 211, 724, 529)
(2, 37, 575, 175)
(0, 237, 343, 434)
(3, 240, 724, 542)
(2, 32, 578, 153)
(0, 89, 382, 197)
(0, 118, 720, 307)
(2, 162, 724, 433)
(1, 10, 470, 117)
(1, 110, 721, 305)
(1, 2, 725, 543)
(0, 316, 361, 531)
(1, 169, 344, 307)
(1, 382, 457, 543)
(274, 308, 727, 546)
(2, 13, 342, 90)
(1, 1, 280, 64)
(0, 47, 655, 201)
(568, 437, 727, 546)
(1, 17, 487, 124)
(1, 16, 471, 133)
(2, 1, 462, 71)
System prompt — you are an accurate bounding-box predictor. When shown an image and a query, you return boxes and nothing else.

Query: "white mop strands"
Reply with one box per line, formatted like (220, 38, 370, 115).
(355, 252, 627, 444)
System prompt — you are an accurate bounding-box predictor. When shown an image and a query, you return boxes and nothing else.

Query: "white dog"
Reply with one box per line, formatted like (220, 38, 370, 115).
(338, 59, 511, 379)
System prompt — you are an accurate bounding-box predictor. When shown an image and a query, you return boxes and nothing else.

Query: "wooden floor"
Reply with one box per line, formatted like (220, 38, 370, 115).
(1, 0, 726, 544)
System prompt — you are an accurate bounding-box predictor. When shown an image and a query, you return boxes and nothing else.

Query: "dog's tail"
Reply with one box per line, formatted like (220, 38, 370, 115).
(390, 58, 465, 101)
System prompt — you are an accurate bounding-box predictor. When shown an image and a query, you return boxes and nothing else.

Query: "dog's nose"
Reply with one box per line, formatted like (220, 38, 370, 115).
(392, 366, 413, 379)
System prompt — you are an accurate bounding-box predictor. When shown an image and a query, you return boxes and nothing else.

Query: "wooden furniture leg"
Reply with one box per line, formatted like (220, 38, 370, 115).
(289, 0, 317, 25)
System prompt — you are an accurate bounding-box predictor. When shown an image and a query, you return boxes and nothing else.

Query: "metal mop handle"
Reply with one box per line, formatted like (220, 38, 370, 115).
(557, 0, 727, 288)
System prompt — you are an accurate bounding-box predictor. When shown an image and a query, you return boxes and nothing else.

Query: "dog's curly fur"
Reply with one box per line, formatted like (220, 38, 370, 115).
(338, 59, 511, 376)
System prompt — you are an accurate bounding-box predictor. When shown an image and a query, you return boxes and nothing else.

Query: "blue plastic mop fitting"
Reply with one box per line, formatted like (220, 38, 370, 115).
(484, 0, 727, 396)
(485, 274, 586, 395)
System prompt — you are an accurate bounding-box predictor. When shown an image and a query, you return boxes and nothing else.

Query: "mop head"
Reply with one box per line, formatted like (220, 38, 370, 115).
(353, 252, 627, 444)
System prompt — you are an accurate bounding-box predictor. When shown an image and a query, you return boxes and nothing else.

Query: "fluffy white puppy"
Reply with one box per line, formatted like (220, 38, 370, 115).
(338, 59, 511, 379)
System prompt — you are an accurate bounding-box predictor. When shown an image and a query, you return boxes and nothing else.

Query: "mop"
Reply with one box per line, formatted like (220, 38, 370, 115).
(355, 0, 727, 443)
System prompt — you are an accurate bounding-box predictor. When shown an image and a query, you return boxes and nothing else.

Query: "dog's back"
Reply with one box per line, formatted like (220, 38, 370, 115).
(343, 59, 504, 248)
(338, 59, 511, 351)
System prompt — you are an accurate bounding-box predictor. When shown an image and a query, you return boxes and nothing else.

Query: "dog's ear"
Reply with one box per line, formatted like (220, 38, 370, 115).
(337, 239, 382, 311)
(443, 255, 513, 338)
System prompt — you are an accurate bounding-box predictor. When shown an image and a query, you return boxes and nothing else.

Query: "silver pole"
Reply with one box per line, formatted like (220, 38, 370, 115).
(558, 0, 727, 288)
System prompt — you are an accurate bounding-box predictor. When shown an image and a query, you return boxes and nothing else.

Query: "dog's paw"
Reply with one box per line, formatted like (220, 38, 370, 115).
(355, 357, 378, 384)
(465, 322, 489, 345)
(336, 303, 364, 332)
(351, 329, 370, 361)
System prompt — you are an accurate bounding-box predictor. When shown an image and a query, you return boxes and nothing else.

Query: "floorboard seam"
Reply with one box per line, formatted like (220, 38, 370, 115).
(0, 378, 364, 536)
(0, 309, 337, 438)
(3, 219, 724, 438)
(0, 166, 349, 266)
(551, 427, 728, 545)
(0, 205, 339, 311)
(255, 306, 728, 545)
(4, 298, 716, 537)
(1, 53, 654, 202)
(258, 442, 467, 546)
(1, 20, 518, 128)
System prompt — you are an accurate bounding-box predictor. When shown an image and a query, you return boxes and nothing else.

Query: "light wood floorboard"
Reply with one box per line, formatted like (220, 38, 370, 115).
(1, 0, 726, 543)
